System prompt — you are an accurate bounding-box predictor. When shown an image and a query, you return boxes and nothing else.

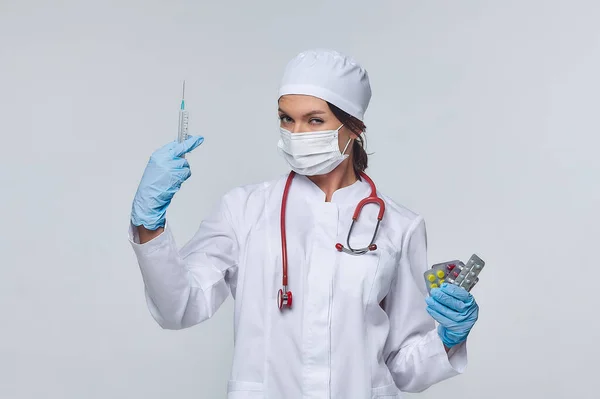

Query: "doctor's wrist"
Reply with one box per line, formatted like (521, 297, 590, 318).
(137, 225, 165, 244)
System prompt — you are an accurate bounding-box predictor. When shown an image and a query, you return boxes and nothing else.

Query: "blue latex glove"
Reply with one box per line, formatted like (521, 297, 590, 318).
(131, 136, 204, 230)
(425, 283, 479, 348)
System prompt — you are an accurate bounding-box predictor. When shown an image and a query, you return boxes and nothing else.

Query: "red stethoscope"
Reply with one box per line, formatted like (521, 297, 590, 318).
(277, 171, 386, 310)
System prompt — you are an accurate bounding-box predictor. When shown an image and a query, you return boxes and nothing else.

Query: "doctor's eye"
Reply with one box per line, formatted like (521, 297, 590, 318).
(279, 114, 293, 124)
(309, 118, 324, 125)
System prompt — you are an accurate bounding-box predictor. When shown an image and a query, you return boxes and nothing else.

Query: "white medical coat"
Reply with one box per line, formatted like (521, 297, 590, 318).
(129, 173, 467, 399)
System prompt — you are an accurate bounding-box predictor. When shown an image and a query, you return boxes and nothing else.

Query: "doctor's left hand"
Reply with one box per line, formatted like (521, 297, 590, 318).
(425, 283, 479, 348)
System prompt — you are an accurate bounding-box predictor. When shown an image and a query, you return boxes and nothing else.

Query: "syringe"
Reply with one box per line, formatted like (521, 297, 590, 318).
(177, 80, 189, 146)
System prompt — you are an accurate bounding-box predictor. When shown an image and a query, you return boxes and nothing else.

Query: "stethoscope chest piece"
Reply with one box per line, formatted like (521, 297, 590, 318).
(277, 288, 292, 310)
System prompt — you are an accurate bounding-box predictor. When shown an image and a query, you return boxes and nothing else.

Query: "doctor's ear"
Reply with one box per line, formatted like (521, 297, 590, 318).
(344, 127, 360, 140)
(327, 102, 366, 138)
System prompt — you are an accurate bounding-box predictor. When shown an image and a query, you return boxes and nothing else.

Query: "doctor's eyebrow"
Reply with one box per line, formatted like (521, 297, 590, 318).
(277, 108, 327, 117)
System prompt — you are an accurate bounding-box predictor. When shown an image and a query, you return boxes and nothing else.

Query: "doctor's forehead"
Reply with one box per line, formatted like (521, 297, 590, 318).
(278, 94, 330, 115)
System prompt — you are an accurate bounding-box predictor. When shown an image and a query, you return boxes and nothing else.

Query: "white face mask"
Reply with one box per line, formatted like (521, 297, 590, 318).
(277, 125, 352, 176)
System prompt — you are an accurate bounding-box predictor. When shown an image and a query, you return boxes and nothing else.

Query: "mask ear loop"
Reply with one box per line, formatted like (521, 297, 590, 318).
(341, 137, 352, 155)
(337, 125, 353, 156)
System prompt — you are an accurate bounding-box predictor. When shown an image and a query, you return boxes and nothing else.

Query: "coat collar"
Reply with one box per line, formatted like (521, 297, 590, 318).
(290, 173, 373, 205)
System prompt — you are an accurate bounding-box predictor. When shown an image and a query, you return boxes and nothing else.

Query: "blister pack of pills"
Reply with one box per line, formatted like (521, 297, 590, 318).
(423, 254, 485, 293)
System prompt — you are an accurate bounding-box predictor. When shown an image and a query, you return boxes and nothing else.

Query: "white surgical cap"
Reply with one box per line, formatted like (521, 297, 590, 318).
(278, 49, 372, 121)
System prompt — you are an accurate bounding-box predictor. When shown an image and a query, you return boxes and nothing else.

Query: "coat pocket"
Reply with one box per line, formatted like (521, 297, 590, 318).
(227, 380, 264, 399)
(371, 382, 401, 398)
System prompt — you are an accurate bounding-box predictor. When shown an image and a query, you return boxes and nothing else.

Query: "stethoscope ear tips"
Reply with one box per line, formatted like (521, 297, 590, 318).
(336, 242, 378, 254)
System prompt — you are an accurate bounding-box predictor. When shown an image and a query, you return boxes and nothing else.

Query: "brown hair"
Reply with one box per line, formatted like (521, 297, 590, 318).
(327, 102, 368, 177)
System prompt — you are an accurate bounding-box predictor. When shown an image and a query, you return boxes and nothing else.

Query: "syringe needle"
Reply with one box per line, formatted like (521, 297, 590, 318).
(180, 80, 186, 111)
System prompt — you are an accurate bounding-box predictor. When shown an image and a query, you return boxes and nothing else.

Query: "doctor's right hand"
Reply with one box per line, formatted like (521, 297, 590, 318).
(131, 135, 204, 230)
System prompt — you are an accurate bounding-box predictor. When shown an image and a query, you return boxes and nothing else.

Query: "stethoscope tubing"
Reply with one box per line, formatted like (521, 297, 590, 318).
(278, 171, 385, 310)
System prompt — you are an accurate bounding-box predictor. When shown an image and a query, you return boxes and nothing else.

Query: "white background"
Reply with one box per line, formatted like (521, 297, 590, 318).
(1, 1, 598, 398)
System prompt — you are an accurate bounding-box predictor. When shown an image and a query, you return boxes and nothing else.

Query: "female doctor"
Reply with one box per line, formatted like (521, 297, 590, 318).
(129, 49, 480, 398)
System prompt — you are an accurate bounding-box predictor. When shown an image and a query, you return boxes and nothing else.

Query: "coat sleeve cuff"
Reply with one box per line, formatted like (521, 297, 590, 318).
(430, 331, 468, 374)
(128, 221, 173, 256)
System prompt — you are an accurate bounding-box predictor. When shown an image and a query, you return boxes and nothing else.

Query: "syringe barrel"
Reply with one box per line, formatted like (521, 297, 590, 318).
(177, 110, 189, 143)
